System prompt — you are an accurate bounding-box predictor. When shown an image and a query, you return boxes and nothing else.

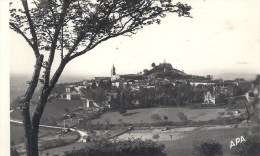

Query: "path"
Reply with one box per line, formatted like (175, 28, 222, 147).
(10, 109, 88, 142)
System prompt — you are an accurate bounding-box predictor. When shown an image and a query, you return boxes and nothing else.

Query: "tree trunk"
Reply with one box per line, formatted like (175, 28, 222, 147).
(22, 104, 33, 156)
(20, 55, 43, 156)
(29, 132, 39, 156)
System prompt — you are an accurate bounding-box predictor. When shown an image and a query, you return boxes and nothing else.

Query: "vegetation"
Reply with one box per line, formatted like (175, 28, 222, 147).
(177, 112, 189, 123)
(11, 149, 19, 156)
(163, 115, 168, 121)
(107, 81, 251, 111)
(39, 131, 79, 150)
(64, 138, 165, 156)
(192, 140, 223, 156)
(151, 114, 162, 122)
(152, 134, 160, 140)
(81, 82, 110, 104)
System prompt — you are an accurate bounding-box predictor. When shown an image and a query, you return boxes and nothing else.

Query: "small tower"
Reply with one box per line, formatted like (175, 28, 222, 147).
(111, 64, 120, 81)
(111, 64, 116, 76)
(163, 59, 167, 64)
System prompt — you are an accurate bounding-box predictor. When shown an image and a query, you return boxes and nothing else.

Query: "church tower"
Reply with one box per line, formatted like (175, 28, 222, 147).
(111, 64, 116, 76)
(111, 64, 120, 81)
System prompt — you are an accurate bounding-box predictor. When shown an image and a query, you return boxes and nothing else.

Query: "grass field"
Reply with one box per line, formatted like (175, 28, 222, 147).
(162, 127, 248, 156)
(11, 123, 59, 145)
(93, 107, 228, 124)
(11, 99, 83, 124)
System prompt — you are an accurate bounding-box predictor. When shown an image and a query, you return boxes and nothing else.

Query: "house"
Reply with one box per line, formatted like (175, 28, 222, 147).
(94, 77, 111, 83)
(65, 85, 75, 93)
(112, 80, 120, 88)
(204, 91, 215, 104)
(120, 74, 144, 81)
(190, 81, 215, 86)
(111, 74, 120, 81)
(74, 85, 87, 92)
(66, 93, 80, 100)
(65, 85, 81, 100)
(82, 98, 100, 109)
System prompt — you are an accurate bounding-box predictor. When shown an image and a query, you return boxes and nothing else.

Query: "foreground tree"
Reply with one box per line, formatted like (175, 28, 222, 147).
(9, 0, 191, 155)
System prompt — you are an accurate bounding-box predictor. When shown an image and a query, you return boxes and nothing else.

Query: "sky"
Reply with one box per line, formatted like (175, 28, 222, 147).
(9, 0, 260, 79)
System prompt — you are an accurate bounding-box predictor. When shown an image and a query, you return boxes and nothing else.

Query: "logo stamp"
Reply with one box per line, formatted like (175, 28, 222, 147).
(230, 136, 246, 149)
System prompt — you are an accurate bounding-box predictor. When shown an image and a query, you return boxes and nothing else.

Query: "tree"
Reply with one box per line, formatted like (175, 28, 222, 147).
(119, 93, 127, 115)
(118, 118, 123, 125)
(143, 69, 149, 75)
(163, 115, 168, 121)
(152, 134, 160, 141)
(177, 112, 188, 124)
(9, 0, 191, 155)
(11, 149, 19, 156)
(110, 95, 116, 110)
(105, 118, 110, 125)
(98, 79, 105, 89)
(91, 81, 97, 89)
(151, 62, 156, 68)
(51, 83, 66, 96)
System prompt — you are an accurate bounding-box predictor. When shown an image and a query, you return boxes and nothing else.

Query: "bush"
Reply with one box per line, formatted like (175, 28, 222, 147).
(152, 134, 160, 140)
(64, 138, 165, 156)
(151, 114, 162, 122)
(192, 140, 223, 156)
(10, 149, 19, 156)
(231, 135, 260, 156)
(40, 139, 67, 149)
(177, 112, 189, 124)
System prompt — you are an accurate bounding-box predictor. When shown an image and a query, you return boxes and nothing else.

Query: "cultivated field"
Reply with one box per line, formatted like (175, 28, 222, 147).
(93, 107, 228, 124)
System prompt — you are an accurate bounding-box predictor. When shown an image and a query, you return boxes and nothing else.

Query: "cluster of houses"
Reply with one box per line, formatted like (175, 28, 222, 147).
(57, 64, 248, 107)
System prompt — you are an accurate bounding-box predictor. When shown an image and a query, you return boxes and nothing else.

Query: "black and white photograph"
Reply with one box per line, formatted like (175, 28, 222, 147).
(0, 0, 260, 156)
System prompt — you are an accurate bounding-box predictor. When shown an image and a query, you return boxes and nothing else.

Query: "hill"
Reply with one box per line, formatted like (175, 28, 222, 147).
(146, 63, 190, 80)
(144, 62, 214, 81)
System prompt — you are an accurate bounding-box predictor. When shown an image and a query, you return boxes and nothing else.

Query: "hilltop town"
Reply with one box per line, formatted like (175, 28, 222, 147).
(52, 61, 251, 108)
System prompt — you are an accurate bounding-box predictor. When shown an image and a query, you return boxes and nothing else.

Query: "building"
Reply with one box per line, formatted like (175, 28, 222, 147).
(112, 80, 120, 88)
(74, 85, 87, 92)
(66, 93, 80, 100)
(207, 75, 213, 80)
(82, 98, 100, 109)
(94, 77, 111, 83)
(65, 85, 80, 100)
(120, 74, 144, 81)
(111, 64, 120, 81)
(65, 85, 75, 93)
(204, 91, 215, 104)
(190, 81, 215, 86)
